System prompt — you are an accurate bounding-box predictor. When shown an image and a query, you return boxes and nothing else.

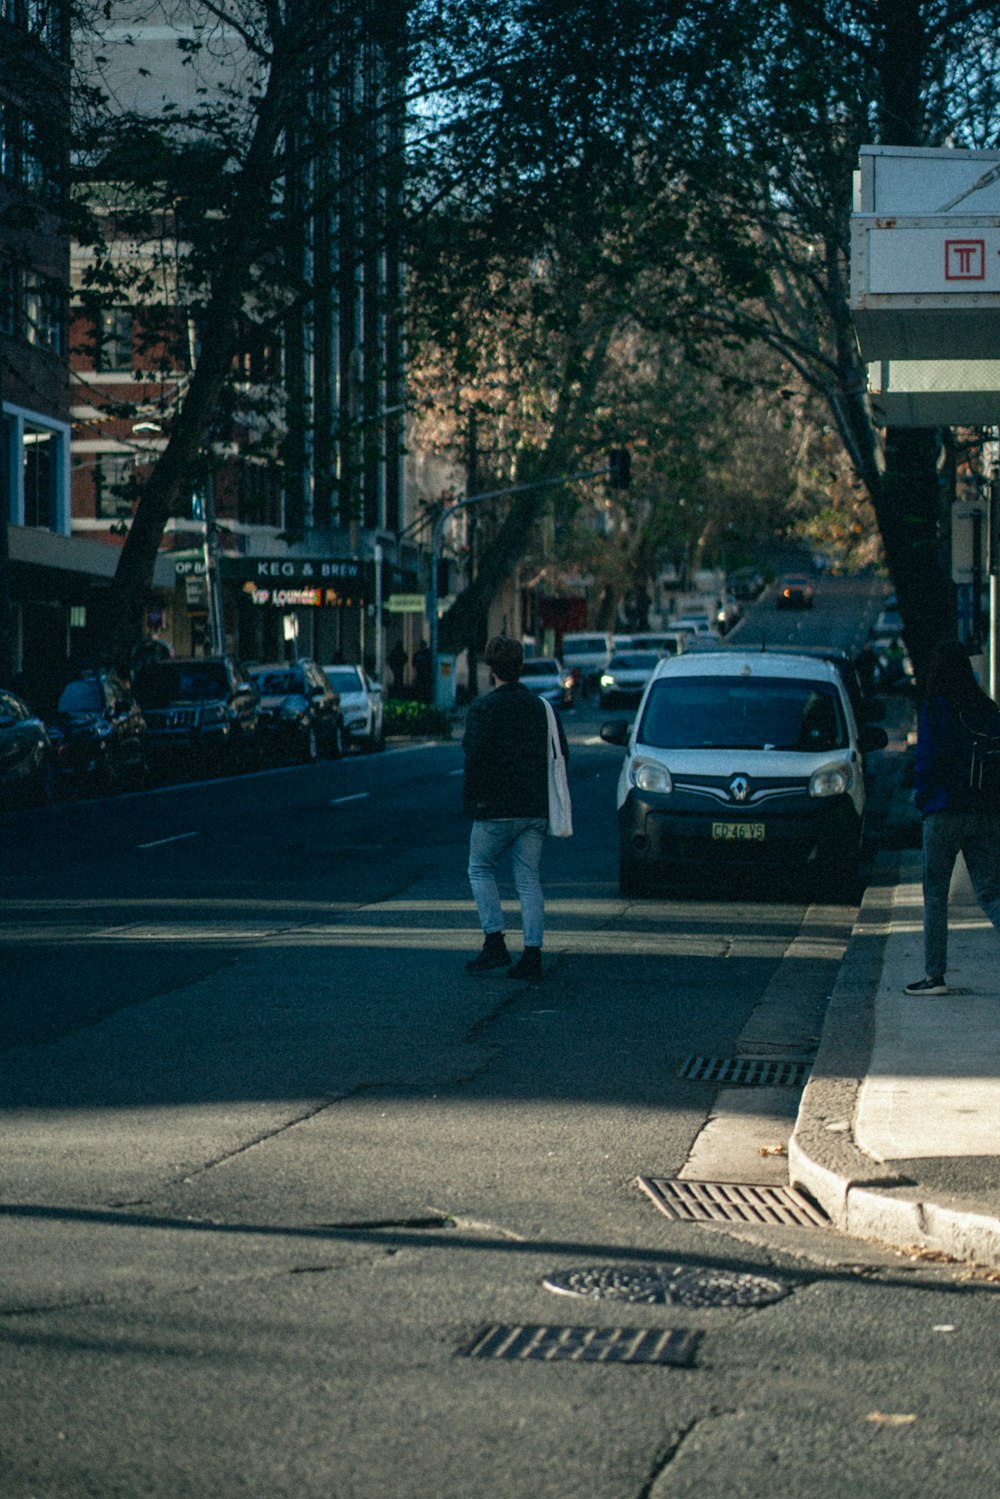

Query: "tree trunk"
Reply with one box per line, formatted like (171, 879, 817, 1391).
(102, 38, 304, 670)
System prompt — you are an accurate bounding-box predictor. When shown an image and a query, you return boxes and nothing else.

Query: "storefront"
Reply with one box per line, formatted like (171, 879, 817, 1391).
(220, 556, 377, 669)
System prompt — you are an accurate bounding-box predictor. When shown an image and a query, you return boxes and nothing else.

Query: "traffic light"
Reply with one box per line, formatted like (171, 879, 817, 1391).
(608, 448, 631, 489)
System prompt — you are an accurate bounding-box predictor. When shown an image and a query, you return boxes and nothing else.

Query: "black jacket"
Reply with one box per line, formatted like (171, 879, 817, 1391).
(463, 681, 568, 820)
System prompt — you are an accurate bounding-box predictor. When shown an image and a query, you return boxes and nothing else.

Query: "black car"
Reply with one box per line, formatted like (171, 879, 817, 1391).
(249, 659, 344, 763)
(48, 669, 147, 795)
(0, 688, 54, 809)
(133, 656, 261, 776)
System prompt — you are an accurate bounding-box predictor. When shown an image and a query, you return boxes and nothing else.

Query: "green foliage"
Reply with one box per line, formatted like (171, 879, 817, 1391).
(383, 699, 453, 739)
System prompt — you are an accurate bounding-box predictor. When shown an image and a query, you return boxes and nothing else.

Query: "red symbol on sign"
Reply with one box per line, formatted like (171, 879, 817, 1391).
(945, 239, 986, 280)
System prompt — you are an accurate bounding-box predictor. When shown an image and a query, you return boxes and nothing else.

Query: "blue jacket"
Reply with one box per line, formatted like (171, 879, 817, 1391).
(914, 695, 999, 815)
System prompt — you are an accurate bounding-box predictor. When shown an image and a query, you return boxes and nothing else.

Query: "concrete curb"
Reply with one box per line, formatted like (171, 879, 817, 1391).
(789, 851, 1000, 1267)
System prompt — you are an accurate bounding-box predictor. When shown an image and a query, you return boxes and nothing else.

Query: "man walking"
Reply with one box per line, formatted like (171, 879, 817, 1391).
(463, 635, 568, 980)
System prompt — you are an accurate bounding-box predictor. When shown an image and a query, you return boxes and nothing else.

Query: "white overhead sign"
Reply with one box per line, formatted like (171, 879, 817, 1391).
(851, 214, 1000, 360)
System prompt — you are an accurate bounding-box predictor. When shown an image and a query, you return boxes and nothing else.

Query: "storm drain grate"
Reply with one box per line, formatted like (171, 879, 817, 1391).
(458, 1323, 700, 1366)
(637, 1177, 830, 1229)
(677, 1056, 812, 1087)
(543, 1264, 789, 1308)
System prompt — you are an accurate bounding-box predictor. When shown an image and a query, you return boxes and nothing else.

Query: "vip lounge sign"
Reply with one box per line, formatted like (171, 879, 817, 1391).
(220, 556, 374, 606)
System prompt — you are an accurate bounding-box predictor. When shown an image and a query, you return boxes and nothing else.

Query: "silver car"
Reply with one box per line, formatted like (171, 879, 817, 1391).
(323, 664, 385, 751)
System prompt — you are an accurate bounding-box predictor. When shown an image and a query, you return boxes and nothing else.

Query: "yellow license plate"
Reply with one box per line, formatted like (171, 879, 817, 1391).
(711, 822, 765, 842)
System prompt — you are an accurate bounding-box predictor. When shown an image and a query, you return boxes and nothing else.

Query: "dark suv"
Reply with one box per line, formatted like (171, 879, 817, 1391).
(133, 656, 260, 776)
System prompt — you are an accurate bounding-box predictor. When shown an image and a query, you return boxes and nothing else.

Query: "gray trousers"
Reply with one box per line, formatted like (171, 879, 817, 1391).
(921, 810, 1000, 978)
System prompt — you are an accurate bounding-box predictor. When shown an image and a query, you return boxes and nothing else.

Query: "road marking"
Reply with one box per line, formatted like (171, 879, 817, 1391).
(137, 831, 201, 850)
(329, 792, 371, 806)
(448, 768, 464, 776)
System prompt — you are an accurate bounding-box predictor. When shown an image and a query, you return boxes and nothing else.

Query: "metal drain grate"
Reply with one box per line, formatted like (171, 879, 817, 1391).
(637, 1177, 829, 1228)
(543, 1264, 789, 1308)
(458, 1323, 700, 1366)
(677, 1056, 812, 1087)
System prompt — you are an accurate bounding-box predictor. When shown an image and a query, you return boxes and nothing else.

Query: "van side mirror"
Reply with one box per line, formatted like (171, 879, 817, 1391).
(600, 720, 630, 747)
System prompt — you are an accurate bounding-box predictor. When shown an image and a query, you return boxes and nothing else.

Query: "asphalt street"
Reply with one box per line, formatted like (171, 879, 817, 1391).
(3, 575, 999, 1499)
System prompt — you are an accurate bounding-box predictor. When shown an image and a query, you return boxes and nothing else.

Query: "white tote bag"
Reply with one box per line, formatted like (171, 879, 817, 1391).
(542, 700, 573, 837)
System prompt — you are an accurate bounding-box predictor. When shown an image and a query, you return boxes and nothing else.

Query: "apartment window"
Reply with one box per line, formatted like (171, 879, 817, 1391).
(0, 260, 15, 336)
(21, 115, 59, 204)
(93, 455, 135, 519)
(23, 270, 63, 353)
(95, 307, 134, 372)
(23, 424, 54, 529)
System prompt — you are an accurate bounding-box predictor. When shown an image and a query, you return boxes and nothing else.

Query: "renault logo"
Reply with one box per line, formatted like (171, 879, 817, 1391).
(729, 776, 750, 803)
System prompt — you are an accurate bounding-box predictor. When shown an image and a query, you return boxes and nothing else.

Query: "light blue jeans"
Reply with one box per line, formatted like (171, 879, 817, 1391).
(921, 811, 1000, 978)
(468, 818, 548, 947)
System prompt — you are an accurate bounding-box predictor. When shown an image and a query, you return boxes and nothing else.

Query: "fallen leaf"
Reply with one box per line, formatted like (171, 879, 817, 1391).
(865, 1412, 917, 1428)
(757, 1144, 787, 1157)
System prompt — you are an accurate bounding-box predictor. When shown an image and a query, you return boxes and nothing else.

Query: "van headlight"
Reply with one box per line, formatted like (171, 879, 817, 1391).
(809, 764, 852, 798)
(633, 761, 672, 794)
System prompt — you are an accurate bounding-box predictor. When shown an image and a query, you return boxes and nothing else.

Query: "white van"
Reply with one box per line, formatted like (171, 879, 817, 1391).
(601, 649, 888, 899)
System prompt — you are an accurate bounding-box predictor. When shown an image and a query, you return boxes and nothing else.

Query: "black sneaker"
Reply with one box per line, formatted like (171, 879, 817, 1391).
(507, 947, 543, 981)
(465, 933, 511, 974)
(903, 976, 949, 995)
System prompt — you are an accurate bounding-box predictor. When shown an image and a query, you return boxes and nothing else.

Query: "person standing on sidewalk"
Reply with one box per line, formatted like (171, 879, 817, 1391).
(463, 635, 568, 981)
(906, 638, 1000, 995)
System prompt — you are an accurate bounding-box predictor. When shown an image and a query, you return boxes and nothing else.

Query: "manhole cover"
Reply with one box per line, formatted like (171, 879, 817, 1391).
(543, 1264, 789, 1308)
(637, 1177, 829, 1228)
(678, 1056, 812, 1087)
(458, 1323, 700, 1366)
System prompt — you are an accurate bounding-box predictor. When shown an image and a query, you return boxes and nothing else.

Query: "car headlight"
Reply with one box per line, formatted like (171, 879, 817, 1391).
(633, 761, 672, 794)
(201, 703, 228, 725)
(809, 764, 852, 798)
(600, 673, 614, 687)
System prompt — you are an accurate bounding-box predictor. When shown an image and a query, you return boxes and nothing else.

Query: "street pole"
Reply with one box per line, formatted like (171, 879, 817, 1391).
(374, 541, 384, 682)
(427, 463, 616, 708)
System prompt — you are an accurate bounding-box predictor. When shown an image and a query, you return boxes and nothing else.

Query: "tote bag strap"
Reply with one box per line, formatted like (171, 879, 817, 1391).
(542, 698, 560, 758)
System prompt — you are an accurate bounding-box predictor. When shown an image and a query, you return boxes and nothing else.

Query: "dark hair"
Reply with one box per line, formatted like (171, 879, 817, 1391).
(924, 638, 992, 714)
(484, 635, 524, 682)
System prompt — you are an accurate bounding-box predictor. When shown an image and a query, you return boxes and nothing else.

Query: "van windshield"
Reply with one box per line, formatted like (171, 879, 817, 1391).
(637, 676, 847, 752)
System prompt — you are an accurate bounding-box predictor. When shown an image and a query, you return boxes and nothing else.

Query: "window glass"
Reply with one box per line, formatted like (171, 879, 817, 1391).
(96, 307, 133, 372)
(637, 676, 847, 753)
(58, 679, 103, 713)
(324, 668, 362, 694)
(94, 455, 134, 519)
(23, 425, 53, 528)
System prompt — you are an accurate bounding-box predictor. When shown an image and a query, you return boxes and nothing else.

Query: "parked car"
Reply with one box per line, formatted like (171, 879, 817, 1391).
(600, 649, 887, 900)
(559, 633, 612, 695)
(674, 612, 721, 640)
(249, 659, 344, 763)
(624, 632, 688, 658)
(599, 650, 662, 708)
(775, 574, 815, 609)
(322, 663, 385, 751)
(0, 688, 53, 809)
(133, 656, 261, 776)
(519, 656, 576, 709)
(47, 669, 147, 795)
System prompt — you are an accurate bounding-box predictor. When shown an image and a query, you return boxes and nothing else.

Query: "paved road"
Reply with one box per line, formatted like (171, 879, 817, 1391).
(3, 577, 999, 1497)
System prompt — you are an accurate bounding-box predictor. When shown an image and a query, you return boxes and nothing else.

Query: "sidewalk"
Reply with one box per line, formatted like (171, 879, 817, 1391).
(790, 839, 1000, 1266)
